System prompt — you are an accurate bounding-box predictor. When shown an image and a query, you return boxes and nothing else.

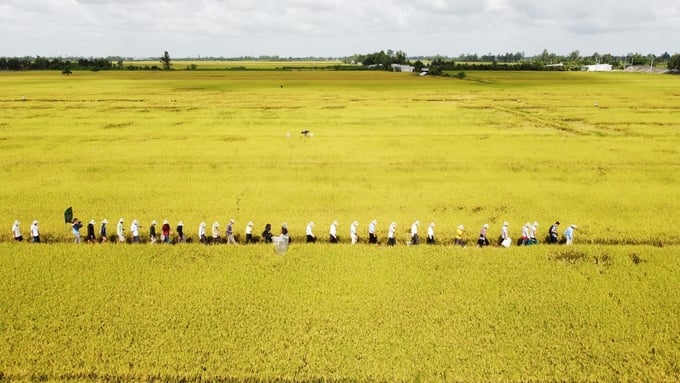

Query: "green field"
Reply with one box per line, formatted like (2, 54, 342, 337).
(1, 69, 679, 381)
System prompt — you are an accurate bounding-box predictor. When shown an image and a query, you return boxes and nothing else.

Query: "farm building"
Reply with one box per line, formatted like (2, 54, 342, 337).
(391, 64, 415, 72)
(583, 63, 613, 72)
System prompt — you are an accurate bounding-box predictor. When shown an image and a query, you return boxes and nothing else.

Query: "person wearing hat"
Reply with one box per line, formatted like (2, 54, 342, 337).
(368, 219, 378, 244)
(499, 221, 511, 247)
(86, 220, 96, 243)
(161, 220, 171, 243)
(149, 220, 158, 244)
(100, 219, 108, 243)
(454, 225, 467, 247)
(411, 220, 420, 245)
(12, 220, 23, 242)
(548, 221, 560, 244)
(226, 219, 237, 244)
(199, 222, 208, 244)
(387, 222, 397, 246)
(306, 221, 316, 243)
(117, 218, 125, 243)
(563, 224, 577, 245)
(245, 221, 254, 244)
(477, 224, 490, 247)
(329, 220, 339, 243)
(130, 219, 141, 243)
(528, 222, 539, 245)
(30, 220, 40, 243)
(520, 223, 530, 246)
(427, 222, 436, 245)
(350, 221, 359, 244)
(211, 221, 221, 244)
(72, 218, 83, 244)
(262, 223, 273, 244)
(176, 221, 185, 242)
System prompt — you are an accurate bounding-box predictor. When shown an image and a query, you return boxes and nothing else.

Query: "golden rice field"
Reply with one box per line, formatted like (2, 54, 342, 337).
(1, 69, 679, 382)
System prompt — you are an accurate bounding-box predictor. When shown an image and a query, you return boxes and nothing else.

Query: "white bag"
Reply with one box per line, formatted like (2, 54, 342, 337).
(501, 238, 512, 248)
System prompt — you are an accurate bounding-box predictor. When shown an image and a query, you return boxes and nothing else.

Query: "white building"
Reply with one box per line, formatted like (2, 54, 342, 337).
(391, 64, 415, 72)
(584, 64, 612, 72)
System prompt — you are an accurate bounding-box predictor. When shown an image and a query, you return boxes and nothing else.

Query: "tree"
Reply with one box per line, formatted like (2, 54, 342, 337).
(160, 51, 171, 70)
(668, 54, 680, 71)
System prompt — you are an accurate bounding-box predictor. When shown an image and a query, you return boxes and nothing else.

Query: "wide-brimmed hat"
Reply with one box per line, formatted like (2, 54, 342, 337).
(33, 220, 39, 225)
(151, 220, 157, 225)
(483, 224, 489, 229)
(102, 219, 108, 224)
(213, 221, 219, 226)
(163, 219, 168, 224)
(119, 218, 124, 223)
(429, 222, 435, 227)
(178, 221, 184, 226)
(89, 220, 95, 224)
(503, 221, 509, 226)
(458, 225, 465, 230)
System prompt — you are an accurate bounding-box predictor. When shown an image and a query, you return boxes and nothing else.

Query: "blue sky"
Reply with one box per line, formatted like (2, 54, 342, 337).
(2, 0, 678, 58)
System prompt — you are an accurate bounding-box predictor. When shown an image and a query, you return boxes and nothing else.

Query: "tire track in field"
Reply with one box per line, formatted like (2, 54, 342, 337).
(489, 104, 590, 136)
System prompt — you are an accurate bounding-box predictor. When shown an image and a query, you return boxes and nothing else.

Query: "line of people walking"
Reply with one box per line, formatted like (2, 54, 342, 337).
(10, 218, 578, 246)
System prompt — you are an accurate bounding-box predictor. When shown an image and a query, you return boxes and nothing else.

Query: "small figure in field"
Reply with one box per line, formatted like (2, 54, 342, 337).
(30, 220, 40, 243)
(100, 219, 108, 243)
(117, 218, 125, 243)
(477, 224, 490, 247)
(149, 220, 158, 244)
(176, 221, 185, 242)
(427, 222, 436, 245)
(520, 223, 530, 246)
(410, 220, 420, 245)
(130, 219, 141, 243)
(212, 221, 221, 244)
(528, 222, 539, 245)
(72, 218, 83, 244)
(199, 222, 208, 244)
(350, 221, 359, 244)
(12, 220, 23, 242)
(387, 222, 397, 246)
(329, 220, 339, 243)
(262, 223, 273, 244)
(226, 219, 237, 244)
(499, 221, 511, 247)
(306, 221, 316, 243)
(245, 221, 254, 244)
(454, 225, 467, 247)
(563, 224, 577, 245)
(161, 220, 171, 243)
(548, 221, 560, 244)
(86, 220, 96, 243)
(281, 223, 290, 243)
(368, 219, 378, 244)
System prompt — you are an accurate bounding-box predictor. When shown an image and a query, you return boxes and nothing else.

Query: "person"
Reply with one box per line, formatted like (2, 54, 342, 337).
(72, 218, 83, 244)
(477, 224, 490, 247)
(12, 220, 23, 242)
(454, 225, 467, 247)
(350, 221, 359, 244)
(100, 219, 108, 243)
(520, 223, 530, 246)
(528, 222, 539, 245)
(226, 219, 236, 244)
(499, 221, 511, 247)
(368, 219, 378, 244)
(548, 221, 560, 244)
(563, 224, 577, 245)
(427, 222, 436, 245)
(262, 223, 273, 244)
(117, 218, 125, 243)
(86, 220, 96, 243)
(212, 221, 221, 244)
(245, 221, 254, 244)
(161, 220, 171, 243)
(329, 220, 339, 243)
(149, 220, 157, 244)
(387, 222, 397, 246)
(130, 219, 141, 243)
(30, 220, 40, 243)
(411, 220, 420, 245)
(176, 221, 185, 242)
(306, 221, 316, 243)
(199, 222, 208, 244)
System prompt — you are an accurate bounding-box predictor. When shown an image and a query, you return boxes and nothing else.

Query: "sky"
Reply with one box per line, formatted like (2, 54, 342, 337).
(1, 0, 678, 58)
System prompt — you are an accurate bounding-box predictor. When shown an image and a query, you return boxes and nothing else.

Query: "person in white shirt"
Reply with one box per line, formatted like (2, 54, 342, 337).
(477, 224, 490, 247)
(199, 222, 208, 244)
(521, 223, 530, 246)
(563, 224, 577, 245)
(306, 221, 316, 243)
(117, 218, 125, 243)
(350, 221, 359, 244)
(212, 222, 221, 244)
(387, 222, 397, 246)
(329, 220, 338, 243)
(411, 220, 420, 245)
(130, 219, 140, 243)
(30, 220, 40, 243)
(12, 220, 23, 242)
(226, 219, 236, 244)
(367, 219, 378, 244)
(427, 222, 436, 244)
(500, 221, 511, 247)
(245, 221, 254, 244)
(529, 222, 539, 245)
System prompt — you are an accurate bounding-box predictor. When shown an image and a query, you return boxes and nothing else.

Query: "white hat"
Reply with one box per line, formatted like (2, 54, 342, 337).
(133, 219, 139, 224)
(458, 224, 465, 230)
(503, 221, 509, 226)
(33, 220, 39, 225)
(525, 222, 530, 227)
(483, 224, 489, 229)
(200, 222, 206, 226)
(119, 218, 125, 223)
(371, 219, 377, 225)
(163, 219, 168, 224)
(151, 220, 157, 225)
(415, 220, 420, 225)
(352, 221, 358, 226)
(247, 221, 253, 226)
(229, 219, 235, 223)
(391, 221, 396, 226)
(429, 222, 435, 227)
(571, 224, 577, 229)
(178, 221, 184, 226)
(102, 219, 108, 224)
(533, 221, 539, 226)
(309, 221, 314, 227)
(332, 220, 338, 226)
(14, 220, 20, 225)
(89, 220, 95, 224)
(213, 221, 219, 226)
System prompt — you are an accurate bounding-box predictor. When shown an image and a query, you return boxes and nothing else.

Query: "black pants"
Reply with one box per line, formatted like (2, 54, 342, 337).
(245, 234, 253, 244)
(306, 235, 316, 243)
(369, 233, 377, 244)
(329, 235, 338, 243)
(387, 237, 396, 246)
(411, 234, 419, 245)
(427, 236, 435, 245)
